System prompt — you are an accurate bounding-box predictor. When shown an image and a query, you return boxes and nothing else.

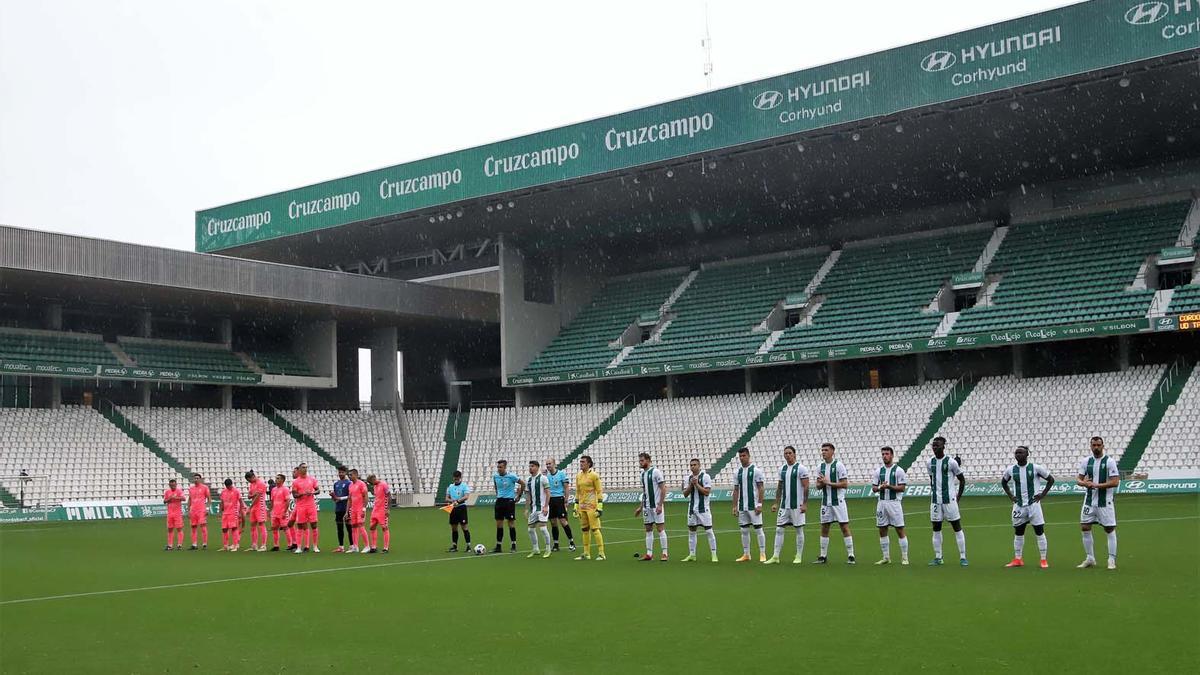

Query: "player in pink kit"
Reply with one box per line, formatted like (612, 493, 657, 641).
(219, 478, 244, 551)
(186, 473, 211, 550)
(244, 470, 269, 552)
(366, 474, 392, 554)
(346, 469, 370, 553)
(291, 464, 321, 553)
(163, 478, 185, 550)
(269, 473, 292, 551)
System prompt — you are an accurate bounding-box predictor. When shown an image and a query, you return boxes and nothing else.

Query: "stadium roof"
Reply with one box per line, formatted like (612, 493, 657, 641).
(0, 225, 498, 329)
(198, 0, 1199, 266)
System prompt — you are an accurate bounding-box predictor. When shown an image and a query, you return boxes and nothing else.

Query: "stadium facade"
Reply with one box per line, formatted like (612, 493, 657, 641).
(2, 0, 1199, 512)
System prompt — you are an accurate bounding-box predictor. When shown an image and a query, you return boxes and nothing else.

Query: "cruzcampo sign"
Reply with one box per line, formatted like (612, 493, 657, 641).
(195, 0, 1200, 252)
(507, 316, 1155, 386)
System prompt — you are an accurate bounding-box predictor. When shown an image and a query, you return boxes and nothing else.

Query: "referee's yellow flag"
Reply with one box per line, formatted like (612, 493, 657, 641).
(440, 503, 454, 513)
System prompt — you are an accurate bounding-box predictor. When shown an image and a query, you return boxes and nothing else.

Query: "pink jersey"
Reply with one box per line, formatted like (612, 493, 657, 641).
(372, 481, 390, 512)
(187, 484, 210, 514)
(292, 476, 319, 506)
(247, 479, 267, 513)
(163, 487, 185, 516)
(349, 480, 368, 512)
(270, 485, 291, 516)
(220, 487, 243, 515)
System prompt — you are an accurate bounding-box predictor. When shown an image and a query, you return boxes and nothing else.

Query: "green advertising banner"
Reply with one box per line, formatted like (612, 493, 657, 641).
(470, 478, 1199, 506)
(0, 499, 339, 524)
(0, 358, 263, 385)
(195, 0, 1200, 252)
(507, 316, 1154, 386)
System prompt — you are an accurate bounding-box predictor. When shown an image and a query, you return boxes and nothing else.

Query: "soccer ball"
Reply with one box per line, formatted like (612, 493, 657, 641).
(473, 544, 487, 555)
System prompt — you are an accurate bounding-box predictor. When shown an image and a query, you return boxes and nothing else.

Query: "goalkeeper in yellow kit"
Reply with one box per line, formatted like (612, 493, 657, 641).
(573, 455, 606, 560)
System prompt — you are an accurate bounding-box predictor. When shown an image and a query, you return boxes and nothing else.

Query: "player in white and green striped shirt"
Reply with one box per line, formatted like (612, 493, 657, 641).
(766, 445, 809, 565)
(681, 458, 718, 562)
(814, 443, 855, 565)
(1076, 436, 1119, 570)
(524, 461, 552, 559)
(928, 436, 967, 566)
(731, 447, 768, 562)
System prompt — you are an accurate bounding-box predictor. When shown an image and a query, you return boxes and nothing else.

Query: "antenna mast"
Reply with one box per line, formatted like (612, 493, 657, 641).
(701, 3, 713, 89)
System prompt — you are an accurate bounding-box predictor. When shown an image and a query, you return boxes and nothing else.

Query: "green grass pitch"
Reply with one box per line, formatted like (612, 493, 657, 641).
(2, 494, 1197, 673)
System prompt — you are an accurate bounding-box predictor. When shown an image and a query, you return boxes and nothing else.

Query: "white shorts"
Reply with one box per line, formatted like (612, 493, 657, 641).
(819, 503, 849, 524)
(527, 511, 548, 526)
(736, 509, 763, 527)
(875, 501, 905, 528)
(1080, 503, 1116, 528)
(929, 500, 961, 523)
(1011, 502, 1045, 528)
(776, 507, 807, 527)
(686, 510, 713, 528)
(642, 507, 666, 525)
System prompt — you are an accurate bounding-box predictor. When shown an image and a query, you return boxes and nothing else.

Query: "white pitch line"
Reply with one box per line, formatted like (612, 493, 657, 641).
(2, 510, 1195, 607)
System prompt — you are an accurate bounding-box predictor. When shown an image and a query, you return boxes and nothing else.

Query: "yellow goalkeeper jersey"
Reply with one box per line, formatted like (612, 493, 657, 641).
(575, 469, 603, 508)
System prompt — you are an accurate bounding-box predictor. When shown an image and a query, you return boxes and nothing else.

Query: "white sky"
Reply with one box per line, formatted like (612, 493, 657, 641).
(0, 0, 1080, 252)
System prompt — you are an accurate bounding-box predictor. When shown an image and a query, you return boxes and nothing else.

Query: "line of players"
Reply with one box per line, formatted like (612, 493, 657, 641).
(453, 436, 1120, 569)
(160, 462, 396, 554)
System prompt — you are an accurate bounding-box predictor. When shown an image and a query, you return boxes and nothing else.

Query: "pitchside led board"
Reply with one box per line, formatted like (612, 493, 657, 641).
(195, 0, 1200, 253)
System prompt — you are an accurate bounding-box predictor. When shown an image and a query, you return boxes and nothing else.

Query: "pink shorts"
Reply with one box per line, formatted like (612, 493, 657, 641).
(294, 503, 319, 524)
(370, 511, 388, 528)
(271, 513, 288, 528)
(167, 514, 183, 529)
(249, 507, 267, 524)
(221, 513, 241, 529)
(189, 512, 207, 527)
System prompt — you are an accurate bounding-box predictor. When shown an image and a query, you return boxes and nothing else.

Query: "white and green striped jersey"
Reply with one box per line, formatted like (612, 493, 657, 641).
(1077, 454, 1119, 508)
(733, 463, 764, 511)
(928, 455, 963, 504)
(525, 473, 547, 512)
(640, 467, 665, 509)
(1002, 462, 1052, 507)
(873, 463, 907, 501)
(777, 462, 810, 509)
(682, 471, 713, 514)
(817, 460, 847, 506)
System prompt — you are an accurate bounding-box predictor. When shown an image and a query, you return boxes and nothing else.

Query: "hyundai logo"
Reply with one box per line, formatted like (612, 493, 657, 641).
(1124, 480, 1145, 490)
(1125, 1, 1170, 24)
(753, 90, 783, 110)
(921, 50, 957, 72)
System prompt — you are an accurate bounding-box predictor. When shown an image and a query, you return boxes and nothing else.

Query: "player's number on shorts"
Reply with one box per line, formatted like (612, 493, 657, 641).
(820, 506, 830, 518)
(1012, 507, 1022, 519)
(1082, 506, 1092, 516)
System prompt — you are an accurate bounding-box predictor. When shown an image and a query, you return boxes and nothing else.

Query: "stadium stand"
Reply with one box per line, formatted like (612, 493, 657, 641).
(773, 227, 993, 351)
(249, 350, 314, 376)
(622, 252, 829, 364)
(0, 328, 121, 366)
(278, 410, 413, 492)
(451, 402, 620, 492)
(404, 407, 450, 491)
(120, 407, 337, 490)
(572, 393, 775, 489)
(739, 380, 958, 483)
(119, 339, 252, 376)
(1166, 283, 1200, 314)
(1138, 368, 1200, 474)
(0, 406, 179, 503)
(520, 271, 685, 375)
(952, 202, 1188, 333)
(931, 366, 1163, 480)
